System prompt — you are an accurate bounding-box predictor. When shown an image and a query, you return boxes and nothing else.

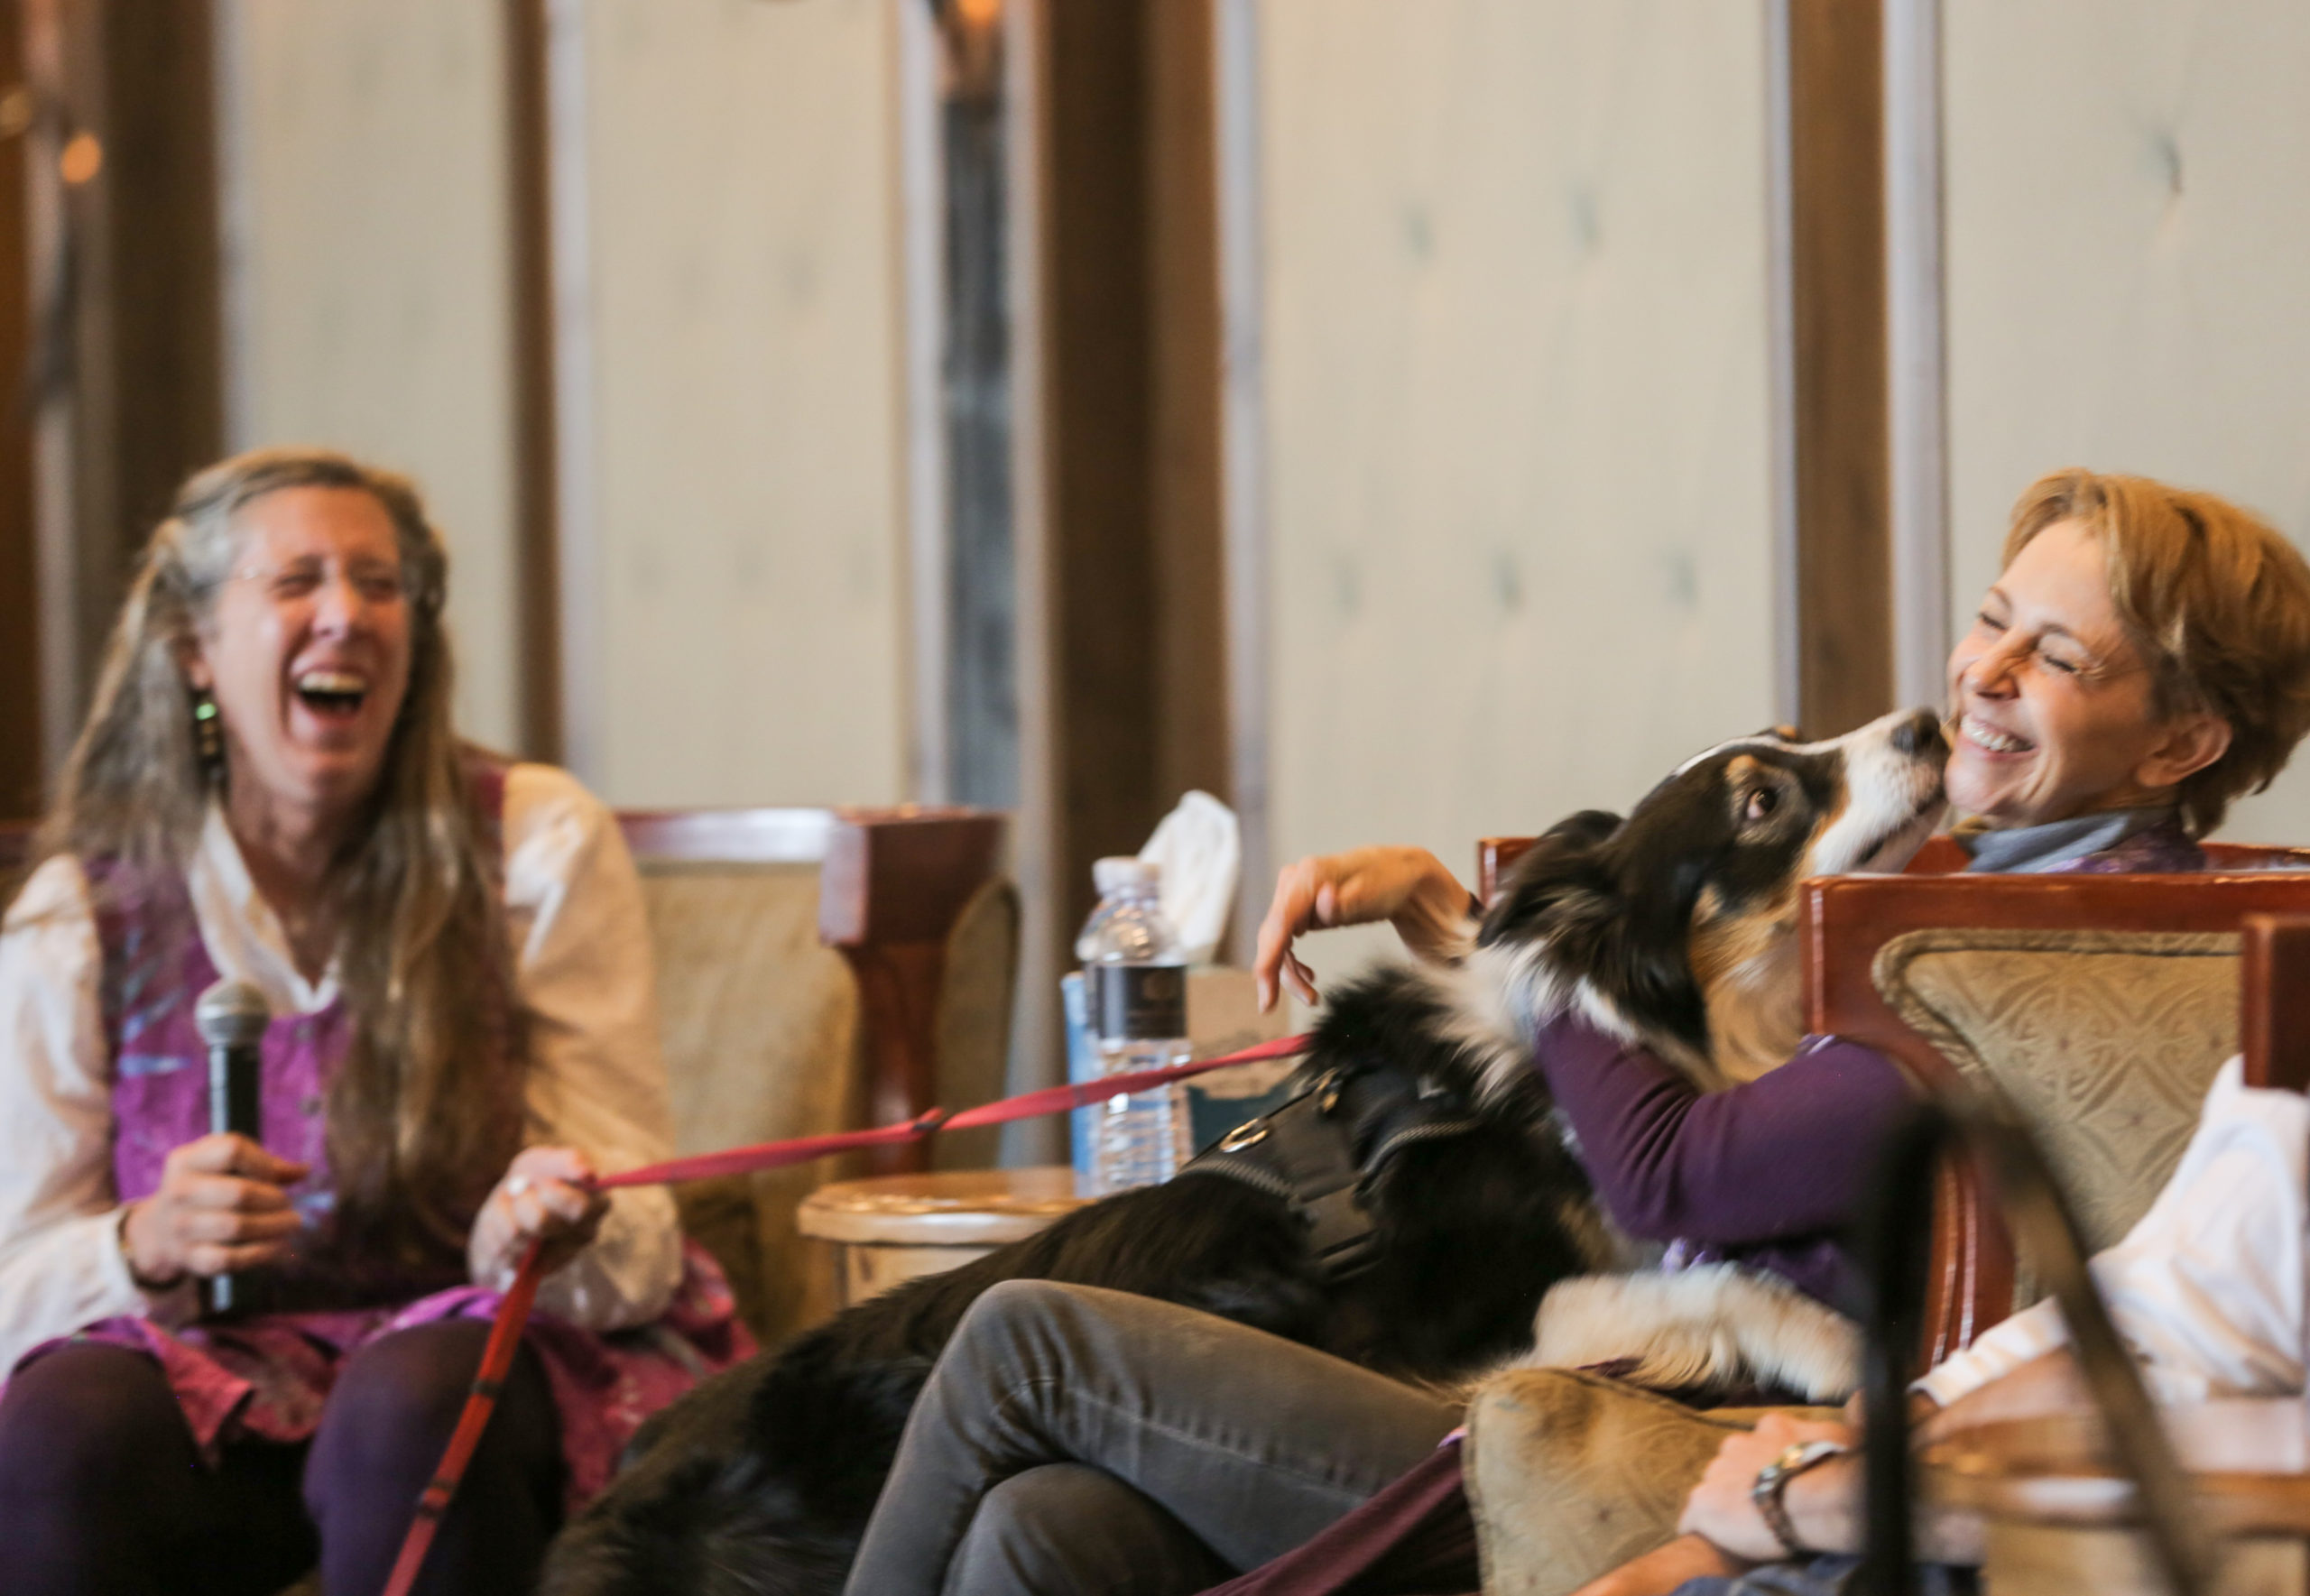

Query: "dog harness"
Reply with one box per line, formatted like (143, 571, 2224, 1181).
(1182, 1068, 1488, 1277)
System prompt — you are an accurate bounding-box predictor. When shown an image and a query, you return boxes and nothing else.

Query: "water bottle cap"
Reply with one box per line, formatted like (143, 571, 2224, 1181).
(1093, 856, 1160, 894)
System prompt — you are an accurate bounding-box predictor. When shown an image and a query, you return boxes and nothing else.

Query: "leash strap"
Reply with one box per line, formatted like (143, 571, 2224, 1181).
(379, 1234, 548, 1596)
(379, 1031, 1312, 1596)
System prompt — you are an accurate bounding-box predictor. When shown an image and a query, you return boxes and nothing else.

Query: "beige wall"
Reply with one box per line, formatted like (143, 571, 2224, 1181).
(1257, 0, 1780, 983)
(576, 0, 909, 809)
(218, 0, 522, 751)
(1944, 0, 2310, 839)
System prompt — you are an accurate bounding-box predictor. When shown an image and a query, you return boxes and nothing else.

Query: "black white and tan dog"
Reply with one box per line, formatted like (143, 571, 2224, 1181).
(540, 707, 1947, 1596)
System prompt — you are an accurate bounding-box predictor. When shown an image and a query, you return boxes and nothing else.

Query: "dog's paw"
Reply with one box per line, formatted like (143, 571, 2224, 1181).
(1520, 1265, 1860, 1403)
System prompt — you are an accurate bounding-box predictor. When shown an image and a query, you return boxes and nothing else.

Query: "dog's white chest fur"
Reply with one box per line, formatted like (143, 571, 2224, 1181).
(1520, 1265, 1861, 1402)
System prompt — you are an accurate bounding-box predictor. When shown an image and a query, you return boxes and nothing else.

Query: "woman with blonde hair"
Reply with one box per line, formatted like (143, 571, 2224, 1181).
(0, 449, 744, 1595)
(839, 469, 2310, 1596)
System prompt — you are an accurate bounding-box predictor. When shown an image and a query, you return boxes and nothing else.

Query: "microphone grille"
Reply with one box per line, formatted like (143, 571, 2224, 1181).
(194, 980, 273, 1047)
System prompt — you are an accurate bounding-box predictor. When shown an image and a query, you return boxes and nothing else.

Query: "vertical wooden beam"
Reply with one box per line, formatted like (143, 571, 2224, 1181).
(43, 0, 223, 727)
(1037, 0, 1229, 941)
(0, 2, 39, 818)
(1005, 0, 1232, 1137)
(1213, 0, 1268, 959)
(1040, 0, 1158, 942)
(1789, 0, 1893, 736)
(1884, 0, 1950, 709)
(1144, 0, 1228, 811)
(504, 0, 561, 764)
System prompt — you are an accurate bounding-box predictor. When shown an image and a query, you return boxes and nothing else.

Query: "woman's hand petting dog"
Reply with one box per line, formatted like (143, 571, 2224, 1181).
(471, 1145, 611, 1285)
(1254, 845, 1477, 1010)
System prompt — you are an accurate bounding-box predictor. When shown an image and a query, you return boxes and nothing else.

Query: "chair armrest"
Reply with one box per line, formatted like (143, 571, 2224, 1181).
(2241, 913, 2310, 1093)
(818, 808, 1008, 1174)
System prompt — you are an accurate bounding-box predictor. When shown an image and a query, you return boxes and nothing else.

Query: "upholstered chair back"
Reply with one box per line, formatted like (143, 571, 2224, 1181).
(622, 808, 1016, 1344)
(635, 844, 860, 1342)
(1871, 926, 2238, 1297)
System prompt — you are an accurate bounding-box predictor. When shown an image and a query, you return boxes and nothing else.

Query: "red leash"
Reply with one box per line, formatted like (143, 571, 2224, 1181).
(380, 1032, 1313, 1596)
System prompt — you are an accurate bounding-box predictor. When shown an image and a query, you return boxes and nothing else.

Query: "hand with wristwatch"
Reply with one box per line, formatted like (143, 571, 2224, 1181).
(1675, 1410, 1859, 1564)
(1749, 1436, 1853, 1556)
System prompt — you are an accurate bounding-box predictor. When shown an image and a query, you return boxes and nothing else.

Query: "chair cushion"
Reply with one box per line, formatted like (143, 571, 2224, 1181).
(1873, 927, 2238, 1302)
(640, 862, 864, 1342)
(1464, 1367, 1838, 1595)
(638, 862, 1021, 1341)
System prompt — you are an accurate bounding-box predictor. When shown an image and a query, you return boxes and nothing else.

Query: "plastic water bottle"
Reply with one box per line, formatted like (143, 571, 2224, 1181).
(1076, 856, 1193, 1195)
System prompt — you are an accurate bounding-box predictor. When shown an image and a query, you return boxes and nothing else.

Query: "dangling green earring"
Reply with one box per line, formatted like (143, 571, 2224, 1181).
(192, 691, 224, 778)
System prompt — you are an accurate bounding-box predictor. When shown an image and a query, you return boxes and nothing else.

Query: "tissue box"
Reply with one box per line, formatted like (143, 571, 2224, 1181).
(1066, 967, 1300, 1185)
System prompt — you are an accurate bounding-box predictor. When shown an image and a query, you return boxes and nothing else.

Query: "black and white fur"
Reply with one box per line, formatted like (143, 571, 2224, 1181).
(541, 707, 1946, 1596)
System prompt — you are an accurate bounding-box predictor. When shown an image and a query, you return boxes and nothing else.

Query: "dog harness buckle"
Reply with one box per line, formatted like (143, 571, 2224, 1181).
(1216, 1120, 1270, 1153)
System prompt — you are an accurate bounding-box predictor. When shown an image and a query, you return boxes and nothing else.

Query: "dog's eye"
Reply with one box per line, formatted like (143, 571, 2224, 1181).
(1744, 788, 1779, 821)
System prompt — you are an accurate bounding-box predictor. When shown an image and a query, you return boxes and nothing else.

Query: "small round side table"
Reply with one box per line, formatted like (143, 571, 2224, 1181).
(796, 1166, 1093, 1308)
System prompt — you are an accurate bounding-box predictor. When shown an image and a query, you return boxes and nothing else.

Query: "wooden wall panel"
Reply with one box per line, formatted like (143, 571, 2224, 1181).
(578, 0, 906, 809)
(1943, 1, 2310, 841)
(218, 0, 522, 750)
(1257, 0, 1780, 991)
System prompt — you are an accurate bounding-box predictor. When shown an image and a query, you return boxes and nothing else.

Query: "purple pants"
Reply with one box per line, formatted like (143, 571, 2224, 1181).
(0, 1321, 563, 1596)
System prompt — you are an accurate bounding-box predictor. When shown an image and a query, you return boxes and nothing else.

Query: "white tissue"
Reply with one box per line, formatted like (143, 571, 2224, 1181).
(1138, 790, 1240, 965)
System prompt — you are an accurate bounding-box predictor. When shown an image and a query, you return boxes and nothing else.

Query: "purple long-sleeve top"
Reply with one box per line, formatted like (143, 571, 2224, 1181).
(1530, 1009, 1914, 1312)
(1519, 806, 2206, 1311)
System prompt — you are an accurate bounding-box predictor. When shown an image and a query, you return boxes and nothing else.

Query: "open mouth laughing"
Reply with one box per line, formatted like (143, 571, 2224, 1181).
(1958, 712, 2033, 755)
(292, 668, 370, 723)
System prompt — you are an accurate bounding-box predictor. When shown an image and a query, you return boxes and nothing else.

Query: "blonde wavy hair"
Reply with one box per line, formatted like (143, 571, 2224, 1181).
(2004, 469, 2310, 836)
(39, 447, 524, 1270)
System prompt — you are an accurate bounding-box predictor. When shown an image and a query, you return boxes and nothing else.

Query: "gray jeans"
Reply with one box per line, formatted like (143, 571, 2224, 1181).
(842, 1280, 1462, 1596)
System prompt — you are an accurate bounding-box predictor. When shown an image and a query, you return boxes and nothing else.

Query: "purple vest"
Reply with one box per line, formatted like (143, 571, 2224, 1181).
(100, 885, 350, 1232)
(96, 766, 507, 1301)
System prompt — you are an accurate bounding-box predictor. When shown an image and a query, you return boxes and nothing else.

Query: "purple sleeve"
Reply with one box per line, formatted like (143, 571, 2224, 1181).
(1529, 1010, 1914, 1246)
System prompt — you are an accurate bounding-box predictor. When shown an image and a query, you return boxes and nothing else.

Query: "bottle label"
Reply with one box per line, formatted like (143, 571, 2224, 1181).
(1091, 964, 1187, 1041)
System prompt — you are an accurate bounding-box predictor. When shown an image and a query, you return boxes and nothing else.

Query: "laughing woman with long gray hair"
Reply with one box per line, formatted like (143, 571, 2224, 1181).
(0, 449, 746, 1595)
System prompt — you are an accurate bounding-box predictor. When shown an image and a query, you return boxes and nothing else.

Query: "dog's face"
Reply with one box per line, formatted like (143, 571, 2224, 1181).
(1472, 707, 1948, 1085)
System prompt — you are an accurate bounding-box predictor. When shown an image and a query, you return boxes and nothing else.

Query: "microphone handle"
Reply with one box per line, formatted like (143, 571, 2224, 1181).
(202, 1039, 264, 1317)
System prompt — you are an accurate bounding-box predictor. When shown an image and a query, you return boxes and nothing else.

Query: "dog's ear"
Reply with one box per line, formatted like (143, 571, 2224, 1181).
(1543, 808, 1622, 850)
(1475, 811, 1621, 949)
(1481, 806, 1714, 1062)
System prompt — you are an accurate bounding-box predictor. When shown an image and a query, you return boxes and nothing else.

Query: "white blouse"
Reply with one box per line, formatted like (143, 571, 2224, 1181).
(0, 763, 683, 1372)
(1917, 1055, 2310, 1409)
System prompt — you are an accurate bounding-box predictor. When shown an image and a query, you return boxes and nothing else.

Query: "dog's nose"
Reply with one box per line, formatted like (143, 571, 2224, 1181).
(1891, 709, 1945, 757)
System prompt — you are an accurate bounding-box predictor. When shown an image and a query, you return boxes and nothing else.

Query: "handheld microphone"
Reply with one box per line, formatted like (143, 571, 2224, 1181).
(193, 979, 271, 1317)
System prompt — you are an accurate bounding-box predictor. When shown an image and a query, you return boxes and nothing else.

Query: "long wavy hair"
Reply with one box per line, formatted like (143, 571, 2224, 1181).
(39, 447, 525, 1270)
